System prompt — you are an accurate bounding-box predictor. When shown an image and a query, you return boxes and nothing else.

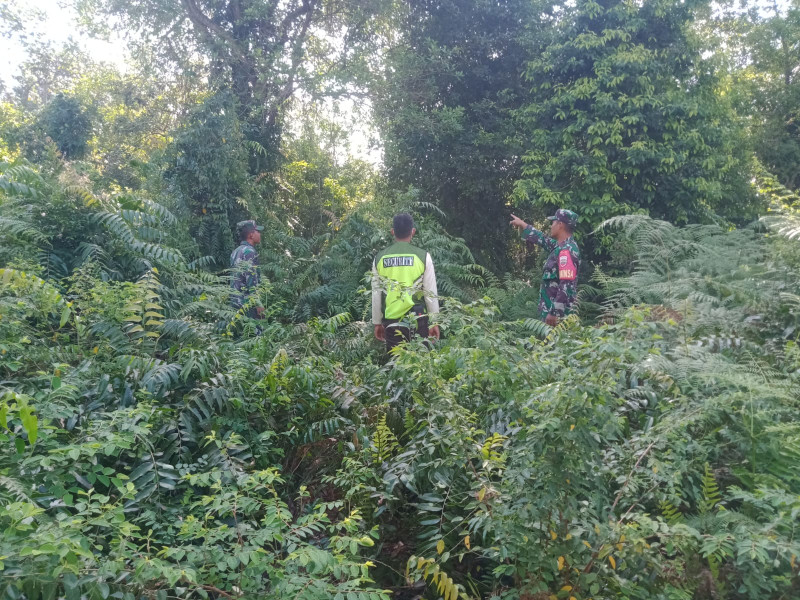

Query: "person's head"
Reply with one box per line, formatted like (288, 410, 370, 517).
(547, 209, 578, 240)
(391, 213, 416, 241)
(237, 220, 264, 245)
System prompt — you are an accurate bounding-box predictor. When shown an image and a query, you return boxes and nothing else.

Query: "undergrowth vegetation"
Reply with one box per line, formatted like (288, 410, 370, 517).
(1, 152, 799, 600)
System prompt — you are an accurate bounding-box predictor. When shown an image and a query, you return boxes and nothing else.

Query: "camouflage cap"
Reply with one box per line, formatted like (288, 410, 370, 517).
(546, 209, 578, 229)
(237, 219, 264, 234)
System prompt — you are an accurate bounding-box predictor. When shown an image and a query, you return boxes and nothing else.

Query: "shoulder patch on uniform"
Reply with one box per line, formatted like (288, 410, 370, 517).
(558, 249, 577, 281)
(383, 256, 414, 268)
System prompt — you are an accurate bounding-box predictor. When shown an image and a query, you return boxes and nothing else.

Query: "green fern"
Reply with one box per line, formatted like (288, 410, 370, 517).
(698, 463, 723, 515)
(371, 415, 399, 464)
(0, 160, 45, 199)
(660, 500, 683, 525)
(0, 475, 35, 506)
(122, 269, 165, 351)
(755, 162, 800, 240)
(406, 556, 469, 600)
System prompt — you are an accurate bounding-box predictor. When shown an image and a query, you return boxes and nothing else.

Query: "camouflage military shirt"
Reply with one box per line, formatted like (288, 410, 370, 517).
(521, 226, 580, 320)
(230, 241, 261, 309)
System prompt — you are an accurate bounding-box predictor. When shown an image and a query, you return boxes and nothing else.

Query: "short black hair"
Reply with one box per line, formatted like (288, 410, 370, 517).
(239, 222, 257, 241)
(393, 213, 415, 239)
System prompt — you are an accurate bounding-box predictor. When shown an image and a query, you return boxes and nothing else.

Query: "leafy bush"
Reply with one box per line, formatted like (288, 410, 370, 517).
(36, 94, 92, 160)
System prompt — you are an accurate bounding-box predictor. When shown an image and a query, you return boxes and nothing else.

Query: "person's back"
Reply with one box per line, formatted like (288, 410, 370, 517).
(372, 213, 440, 351)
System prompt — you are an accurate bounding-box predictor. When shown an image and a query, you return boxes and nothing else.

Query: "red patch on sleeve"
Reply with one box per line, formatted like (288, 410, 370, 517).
(558, 249, 576, 280)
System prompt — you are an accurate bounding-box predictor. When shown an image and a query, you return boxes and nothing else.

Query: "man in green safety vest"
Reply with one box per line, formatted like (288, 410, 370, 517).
(372, 213, 441, 351)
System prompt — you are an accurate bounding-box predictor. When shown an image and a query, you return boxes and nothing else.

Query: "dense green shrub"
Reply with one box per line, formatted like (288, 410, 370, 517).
(37, 94, 92, 160)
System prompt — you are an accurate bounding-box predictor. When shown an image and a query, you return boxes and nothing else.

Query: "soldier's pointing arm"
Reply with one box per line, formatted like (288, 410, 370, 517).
(521, 225, 557, 252)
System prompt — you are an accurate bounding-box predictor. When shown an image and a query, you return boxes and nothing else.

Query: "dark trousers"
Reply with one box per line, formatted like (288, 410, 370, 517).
(383, 307, 429, 352)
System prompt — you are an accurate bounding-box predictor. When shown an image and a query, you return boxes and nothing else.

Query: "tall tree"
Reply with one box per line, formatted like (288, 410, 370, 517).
(78, 0, 387, 260)
(733, 0, 800, 189)
(374, 0, 540, 268)
(164, 91, 251, 265)
(514, 0, 758, 245)
(80, 0, 386, 157)
(11, 41, 93, 110)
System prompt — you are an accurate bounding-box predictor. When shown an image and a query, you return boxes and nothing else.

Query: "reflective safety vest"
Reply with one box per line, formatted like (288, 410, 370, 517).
(374, 242, 428, 320)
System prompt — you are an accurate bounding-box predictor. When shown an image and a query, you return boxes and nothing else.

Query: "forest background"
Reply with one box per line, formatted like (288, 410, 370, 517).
(1, 0, 800, 599)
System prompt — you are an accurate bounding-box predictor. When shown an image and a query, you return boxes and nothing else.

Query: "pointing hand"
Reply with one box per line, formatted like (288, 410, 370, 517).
(509, 214, 528, 230)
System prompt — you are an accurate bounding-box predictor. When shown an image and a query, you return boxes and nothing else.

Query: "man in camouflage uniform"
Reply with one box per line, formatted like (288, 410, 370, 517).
(230, 219, 265, 320)
(510, 209, 580, 325)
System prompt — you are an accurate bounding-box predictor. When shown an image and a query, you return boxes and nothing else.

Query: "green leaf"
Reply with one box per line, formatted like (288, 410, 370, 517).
(60, 305, 71, 328)
(97, 582, 110, 600)
(130, 462, 153, 480)
(63, 575, 79, 600)
(19, 405, 37, 444)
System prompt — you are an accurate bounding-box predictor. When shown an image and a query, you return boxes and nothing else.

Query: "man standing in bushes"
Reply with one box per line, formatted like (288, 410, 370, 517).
(230, 219, 265, 320)
(372, 213, 441, 351)
(510, 209, 580, 325)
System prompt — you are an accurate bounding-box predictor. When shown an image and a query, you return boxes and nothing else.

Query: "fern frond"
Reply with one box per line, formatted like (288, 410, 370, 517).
(698, 463, 723, 515)
(406, 556, 468, 600)
(371, 415, 399, 464)
(0, 475, 35, 505)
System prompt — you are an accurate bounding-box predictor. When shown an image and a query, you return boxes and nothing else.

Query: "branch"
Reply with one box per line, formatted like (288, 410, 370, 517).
(610, 441, 657, 513)
(276, 0, 316, 49)
(617, 482, 661, 524)
(277, 6, 314, 103)
(230, 0, 242, 23)
(180, 0, 247, 62)
(199, 585, 237, 599)
(264, 1, 316, 123)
